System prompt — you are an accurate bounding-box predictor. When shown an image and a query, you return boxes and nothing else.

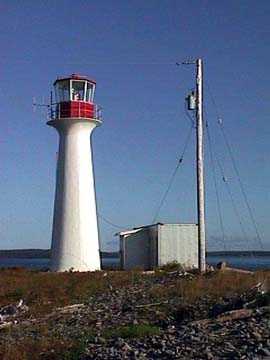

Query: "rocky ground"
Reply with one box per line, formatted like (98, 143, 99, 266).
(0, 269, 270, 359)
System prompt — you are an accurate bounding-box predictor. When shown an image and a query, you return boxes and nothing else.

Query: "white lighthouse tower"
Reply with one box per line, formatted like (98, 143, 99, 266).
(47, 73, 102, 272)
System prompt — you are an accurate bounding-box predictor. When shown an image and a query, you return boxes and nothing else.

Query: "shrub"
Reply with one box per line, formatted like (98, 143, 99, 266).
(158, 261, 185, 272)
(103, 324, 160, 339)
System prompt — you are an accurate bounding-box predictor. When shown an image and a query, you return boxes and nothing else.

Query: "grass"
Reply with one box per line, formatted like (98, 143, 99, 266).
(151, 270, 270, 302)
(0, 268, 134, 316)
(102, 324, 160, 339)
(0, 324, 160, 360)
(0, 267, 269, 314)
(0, 267, 269, 316)
(0, 327, 69, 360)
(0, 336, 85, 360)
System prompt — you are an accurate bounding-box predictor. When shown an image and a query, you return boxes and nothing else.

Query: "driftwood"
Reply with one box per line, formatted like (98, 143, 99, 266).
(0, 299, 28, 317)
(216, 261, 253, 274)
(224, 267, 254, 275)
(0, 300, 29, 329)
(216, 308, 254, 322)
(0, 321, 14, 329)
(132, 300, 169, 309)
(191, 306, 270, 326)
(55, 303, 85, 314)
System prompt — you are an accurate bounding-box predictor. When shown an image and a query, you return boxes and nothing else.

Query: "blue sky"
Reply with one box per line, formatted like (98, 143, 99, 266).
(0, 0, 269, 251)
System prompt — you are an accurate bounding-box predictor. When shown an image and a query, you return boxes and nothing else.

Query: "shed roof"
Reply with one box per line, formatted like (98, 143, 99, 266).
(115, 222, 197, 236)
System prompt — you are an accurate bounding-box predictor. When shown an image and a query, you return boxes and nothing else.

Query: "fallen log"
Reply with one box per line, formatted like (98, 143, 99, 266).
(54, 303, 85, 314)
(132, 300, 169, 309)
(0, 321, 14, 329)
(191, 306, 270, 326)
(216, 308, 254, 322)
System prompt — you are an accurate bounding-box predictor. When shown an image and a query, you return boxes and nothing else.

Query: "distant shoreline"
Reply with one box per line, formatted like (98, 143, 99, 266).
(0, 249, 269, 259)
(0, 249, 119, 259)
(206, 251, 270, 257)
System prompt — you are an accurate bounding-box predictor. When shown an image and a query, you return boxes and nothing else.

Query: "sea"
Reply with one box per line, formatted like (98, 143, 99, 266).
(0, 255, 270, 271)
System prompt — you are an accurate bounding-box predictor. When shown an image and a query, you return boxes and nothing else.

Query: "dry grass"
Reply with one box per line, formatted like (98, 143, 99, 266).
(0, 267, 269, 316)
(0, 268, 134, 316)
(0, 331, 68, 360)
(152, 270, 270, 301)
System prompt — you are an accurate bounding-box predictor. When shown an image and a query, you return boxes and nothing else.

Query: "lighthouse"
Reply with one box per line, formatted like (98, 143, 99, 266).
(47, 73, 102, 272)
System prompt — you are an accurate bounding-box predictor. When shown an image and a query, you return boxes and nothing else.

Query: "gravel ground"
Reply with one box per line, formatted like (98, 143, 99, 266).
(1, 270, 270, 359)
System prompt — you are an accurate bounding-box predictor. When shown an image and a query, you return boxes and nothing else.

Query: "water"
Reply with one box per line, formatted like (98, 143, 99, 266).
(0, 258, 50, 270)
(207, 255, 270, 271)
(0, 257, 119, 270)
(0, 255, 269, 271)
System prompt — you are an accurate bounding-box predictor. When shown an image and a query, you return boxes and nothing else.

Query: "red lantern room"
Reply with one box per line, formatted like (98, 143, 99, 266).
(52, 73, 98, 119)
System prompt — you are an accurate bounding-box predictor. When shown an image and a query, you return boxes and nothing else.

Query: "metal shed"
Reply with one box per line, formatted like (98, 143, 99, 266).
(117, 223, 198, 270)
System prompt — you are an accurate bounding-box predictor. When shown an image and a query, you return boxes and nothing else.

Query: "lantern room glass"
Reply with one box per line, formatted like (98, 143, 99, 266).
(71, 80, 85, 101)
(54, 79, 96, 104)
(56, 80, 70, 102)
(86, 82, 95, 102)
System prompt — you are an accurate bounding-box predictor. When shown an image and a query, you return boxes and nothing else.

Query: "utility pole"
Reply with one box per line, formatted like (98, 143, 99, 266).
(184, 58, 206, 272)
(196, 58, 206, 272)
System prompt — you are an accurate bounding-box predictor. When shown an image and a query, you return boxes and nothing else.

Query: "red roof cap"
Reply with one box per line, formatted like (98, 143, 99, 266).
(53, 74, 96, 85)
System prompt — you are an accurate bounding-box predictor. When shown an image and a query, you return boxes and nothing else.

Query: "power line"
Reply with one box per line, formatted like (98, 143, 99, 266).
(205, 119, 256, 253)
(206, 80, 263, 250)
(152, 123, 194, 223)
(92, 62, 179, 65)
(70, 61, 180, 66)
(205, 120, 226, 250)
(205, 121, 251, 246)
(223, 177, 251, 244)
(218, 119, 263, 249)
(98, 213, 129, 230)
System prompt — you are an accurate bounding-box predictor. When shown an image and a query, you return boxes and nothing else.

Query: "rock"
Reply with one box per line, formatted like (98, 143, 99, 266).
(0, 304, 17, 316)
(205, 351, 214, 359)
(216, 261, 227, 270)
(122, 343, 132, 352)
(259, 348, 270, 356)
(252, 331, 262, 340)
(0, 299, 29, 319)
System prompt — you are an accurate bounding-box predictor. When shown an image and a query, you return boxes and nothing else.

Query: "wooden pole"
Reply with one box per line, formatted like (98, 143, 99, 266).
(196, 58, 206, 272)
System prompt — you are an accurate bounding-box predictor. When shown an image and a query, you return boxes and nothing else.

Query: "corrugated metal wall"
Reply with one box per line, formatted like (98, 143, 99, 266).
(158, 224, 198, 269)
